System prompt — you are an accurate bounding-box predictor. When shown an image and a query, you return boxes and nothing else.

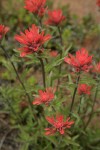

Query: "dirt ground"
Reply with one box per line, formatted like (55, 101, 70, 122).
(54, 0, 100, 22)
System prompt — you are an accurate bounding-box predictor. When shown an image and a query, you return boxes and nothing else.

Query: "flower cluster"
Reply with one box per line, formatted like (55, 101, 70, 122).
(45, 115, 74, 135)
(97, 0, 100, 7)
(64, 48, 93, 72)
(0, 25, 9, 40)
(13, 0, 75, 137)
(24, 0, 46, 17)
(93, 62, 100, 74)
(45, 10, 65, 26)
(2, 0, 98, 138)
(78, 84, 91, 95)
(15, 24, 51, 57)
(32, 88, 54, 105)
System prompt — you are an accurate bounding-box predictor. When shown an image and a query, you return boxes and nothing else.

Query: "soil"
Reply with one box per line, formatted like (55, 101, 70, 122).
(54, 0, 100, 22)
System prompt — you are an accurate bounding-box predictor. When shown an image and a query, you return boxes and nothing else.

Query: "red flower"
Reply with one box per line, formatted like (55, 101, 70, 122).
(64, 48, 93, 72)
(24, 0, 46, 17)
(78, 84, 91, 95)
(20, 100, 28, 111)
(45, 9, 65, 26)
(32, 88, 55, 105)
(93, 62, 100, 74)
(50, 50, 58, 57)
(15, 24, 51, 57)
(0, 25, 9, 40)
(97, 0, 100, 7)
(45, 115, 74, 135)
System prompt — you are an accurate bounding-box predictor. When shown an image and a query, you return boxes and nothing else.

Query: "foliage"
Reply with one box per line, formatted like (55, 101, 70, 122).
(0, 0, 100, 150)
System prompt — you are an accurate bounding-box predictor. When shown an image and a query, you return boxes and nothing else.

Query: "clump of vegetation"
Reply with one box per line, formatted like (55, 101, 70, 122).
(0, 0, 100, 150)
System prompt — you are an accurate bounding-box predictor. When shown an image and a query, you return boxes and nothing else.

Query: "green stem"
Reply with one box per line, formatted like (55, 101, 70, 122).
(58, 26, 63, 46)
(38, 57, 46, 89)
(84, 79, 100, 130)
(51, 105, 56, 112)
(56, 58, 62, 91)
(78, 96, 83, 114)
(35, 15, 46, 89)
(35, 14, 42, 29)
(0, 45, 33, 115)
(69, 72, 81, 114)
(38, 17, 42, 28)
(56, 136, 63, 150)
(56, 27, 63, 91)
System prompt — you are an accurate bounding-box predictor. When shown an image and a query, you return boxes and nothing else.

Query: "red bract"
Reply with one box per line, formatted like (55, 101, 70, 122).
(64, 48, 93, 72)
(93, 62, 100, 74)
(15, 24, 51, 57)
(45, 9, 65, 26)
(97, 0, 100, 7)
(0, 25, 9, 40)
(24, 0, 46, 17)
(32, 88, 54, 105)
(45, 115, 74, 135)
(78, 84, 91, 95)
(50, 50, 58, 57)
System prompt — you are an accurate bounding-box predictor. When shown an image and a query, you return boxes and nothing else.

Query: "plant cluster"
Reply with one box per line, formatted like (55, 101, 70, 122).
(0, 0, 100, 150)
